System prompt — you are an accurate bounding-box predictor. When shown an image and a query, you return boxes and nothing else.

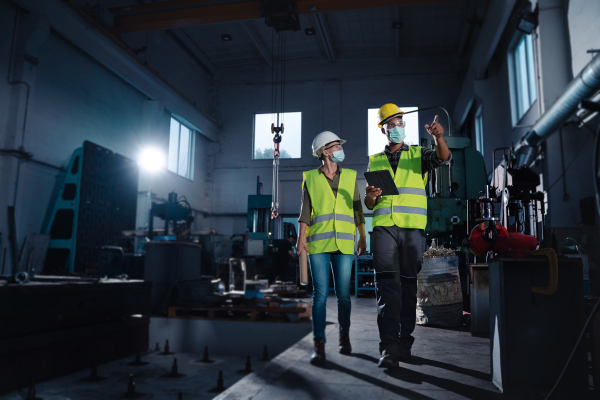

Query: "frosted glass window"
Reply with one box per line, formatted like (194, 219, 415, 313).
(510, 34, 537, 123)
(368, 107, 418, 156)
(253, 112, 301, 159)
(168, 117, 195, 180)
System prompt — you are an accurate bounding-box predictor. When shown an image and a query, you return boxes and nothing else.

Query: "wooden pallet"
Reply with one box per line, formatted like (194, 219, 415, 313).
(167, 301, 311, 322)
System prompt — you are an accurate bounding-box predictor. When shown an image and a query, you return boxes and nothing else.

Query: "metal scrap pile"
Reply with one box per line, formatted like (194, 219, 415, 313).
(423, 241, 457, 258)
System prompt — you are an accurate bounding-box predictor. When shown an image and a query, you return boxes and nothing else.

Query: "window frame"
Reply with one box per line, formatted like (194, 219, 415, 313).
(475, 106, 484, 156)
(508, 32, 538, 126)
(168, 116, 195, 181)
(252, 112, 302, 160)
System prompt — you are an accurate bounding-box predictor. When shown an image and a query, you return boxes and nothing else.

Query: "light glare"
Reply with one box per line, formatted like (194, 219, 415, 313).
(138, 148, 165, 173)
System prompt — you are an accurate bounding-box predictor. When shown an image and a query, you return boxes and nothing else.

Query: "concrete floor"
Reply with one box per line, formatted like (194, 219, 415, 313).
(215, 295, 585, 400)
(2, 295, 591, 399)
(1, 351, 260, 400)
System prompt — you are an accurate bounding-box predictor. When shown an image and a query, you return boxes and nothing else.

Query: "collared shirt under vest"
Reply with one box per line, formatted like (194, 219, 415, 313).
(302, 168, 357, 255)
(368, 146, 428, 230)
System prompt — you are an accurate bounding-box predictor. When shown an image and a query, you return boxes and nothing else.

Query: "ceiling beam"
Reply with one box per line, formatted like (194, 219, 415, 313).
(241, 21, 272, 67)
(113, 0, 463, 33)
(167, 28, 217, 74)
(312, 14, 336, 61)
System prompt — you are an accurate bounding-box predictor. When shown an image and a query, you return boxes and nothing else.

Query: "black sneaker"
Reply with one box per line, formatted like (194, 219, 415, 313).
(377, 352, 399, 369)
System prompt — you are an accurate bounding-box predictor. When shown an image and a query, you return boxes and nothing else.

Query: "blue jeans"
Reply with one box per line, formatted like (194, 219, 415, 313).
(308, 253, 353, 342)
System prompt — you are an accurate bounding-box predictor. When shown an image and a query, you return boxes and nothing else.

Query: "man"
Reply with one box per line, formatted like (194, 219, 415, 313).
(274, 235, 295, 281)
(365, 103, 450, 369)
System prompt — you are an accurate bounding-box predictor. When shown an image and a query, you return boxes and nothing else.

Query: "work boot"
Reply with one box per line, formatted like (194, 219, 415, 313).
(378, 350, 399, 369)
(310, 338, 325, 366)
(339, 332, 352, 355)
(398, 345, 412, 362)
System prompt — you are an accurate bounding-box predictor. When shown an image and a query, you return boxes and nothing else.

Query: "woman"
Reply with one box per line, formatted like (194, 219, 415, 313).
(296, 131, 367, 365)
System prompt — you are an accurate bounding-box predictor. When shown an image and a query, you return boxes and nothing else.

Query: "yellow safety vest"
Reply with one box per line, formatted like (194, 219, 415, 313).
(369, 147, 428, 230)
(303, 168, 356, 254)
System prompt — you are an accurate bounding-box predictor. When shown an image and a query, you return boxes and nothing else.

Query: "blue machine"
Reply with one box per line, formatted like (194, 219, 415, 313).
(43, 141, 138, 274)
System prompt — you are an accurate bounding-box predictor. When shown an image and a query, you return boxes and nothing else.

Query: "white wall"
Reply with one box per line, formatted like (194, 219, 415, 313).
(210, 56, 463, 235)
(0, 0, 216, 271)
(568, 0, 600, 77)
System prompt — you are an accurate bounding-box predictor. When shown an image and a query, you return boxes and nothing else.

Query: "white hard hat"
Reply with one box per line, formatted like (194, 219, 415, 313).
(311, 131, 347, 157)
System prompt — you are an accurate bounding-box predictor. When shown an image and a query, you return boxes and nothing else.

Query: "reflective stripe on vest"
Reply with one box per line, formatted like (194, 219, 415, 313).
(306, 231, 355, 243)
(369, 147, 428, 230)
(310, 213, 355, 226)
(303, 168, 357, 255)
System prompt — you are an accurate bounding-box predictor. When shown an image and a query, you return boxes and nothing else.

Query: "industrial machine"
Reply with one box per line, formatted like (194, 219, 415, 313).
(467, 146, 546, 258)
(148, 191, 194, 239)
(43, 141, 138, 274)
(424, 136, 488, 247)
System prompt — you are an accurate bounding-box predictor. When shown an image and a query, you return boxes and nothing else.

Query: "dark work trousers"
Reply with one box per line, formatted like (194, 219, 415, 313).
(372, 226, 426, 357)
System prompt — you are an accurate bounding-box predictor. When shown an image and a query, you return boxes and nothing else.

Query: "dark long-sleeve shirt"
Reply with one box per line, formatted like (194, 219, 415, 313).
(298, 166, 365, 226)
(365, 144, 451, 209)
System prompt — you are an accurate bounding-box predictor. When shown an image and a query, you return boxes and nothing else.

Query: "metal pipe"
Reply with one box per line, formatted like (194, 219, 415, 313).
(516, 54, 600, 165)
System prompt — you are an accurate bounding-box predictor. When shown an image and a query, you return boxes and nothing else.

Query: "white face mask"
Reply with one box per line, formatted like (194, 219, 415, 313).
(387, 127, 406, 144)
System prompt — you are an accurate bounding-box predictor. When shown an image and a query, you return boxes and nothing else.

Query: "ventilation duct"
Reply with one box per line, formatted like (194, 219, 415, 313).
(515, 54, 600, 166)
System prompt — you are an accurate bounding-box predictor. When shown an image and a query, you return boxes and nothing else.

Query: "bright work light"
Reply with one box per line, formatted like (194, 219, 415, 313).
(138, 148, 165, 173)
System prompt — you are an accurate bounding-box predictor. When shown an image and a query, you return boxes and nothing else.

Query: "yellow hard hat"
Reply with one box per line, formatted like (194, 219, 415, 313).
(377, 103, 404, 128)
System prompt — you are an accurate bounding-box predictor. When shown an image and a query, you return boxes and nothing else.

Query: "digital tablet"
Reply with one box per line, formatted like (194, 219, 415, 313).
(364, 170, 399, 197)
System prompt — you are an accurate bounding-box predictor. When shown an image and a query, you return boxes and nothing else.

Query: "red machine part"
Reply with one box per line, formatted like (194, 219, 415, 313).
(468, 221, 538, 257)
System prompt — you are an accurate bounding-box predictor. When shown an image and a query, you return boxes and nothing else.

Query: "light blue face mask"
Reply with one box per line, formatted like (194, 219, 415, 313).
(330, 150, 345, 164)
(387, 126, 406, 144)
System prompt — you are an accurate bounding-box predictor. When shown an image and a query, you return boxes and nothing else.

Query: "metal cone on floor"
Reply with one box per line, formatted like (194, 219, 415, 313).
(80, 361, 107, 382)
(262, 345, 269, 361)
(161, 358, 185, 378)
(128, 349, 149, 366)
(237, 355, 253, 374)
(208, 371, 225, 393)
(198, 346, 214, 363)
(25, 380, 42, 400)
(158, 340, 174, 355)
(124, 374, 144, 398)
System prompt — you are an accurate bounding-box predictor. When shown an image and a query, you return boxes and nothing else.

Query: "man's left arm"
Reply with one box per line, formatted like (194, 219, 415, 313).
(422, 115, 451, 171)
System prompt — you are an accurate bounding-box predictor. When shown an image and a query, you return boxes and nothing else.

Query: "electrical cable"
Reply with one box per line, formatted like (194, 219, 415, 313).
(546, 135, 591, 193)
(544, 298, 600, 399)
(7, 10, 30, 150)
(403, 105, 453, 137)
(594, 118, 600, 214)
(545, 120, 600, 399)
(7, 9, 32, 208)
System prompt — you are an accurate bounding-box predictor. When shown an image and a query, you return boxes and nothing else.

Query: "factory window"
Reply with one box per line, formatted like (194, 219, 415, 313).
(253, 112, 301, 159)
(475, 106, 484, 156)
(368, 107, 418, 156)
(168, 117, 195, 180)
(509, 34, 537, 124)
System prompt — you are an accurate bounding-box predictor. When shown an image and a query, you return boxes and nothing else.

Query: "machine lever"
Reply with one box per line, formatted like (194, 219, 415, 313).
(531, 248, 558, 295)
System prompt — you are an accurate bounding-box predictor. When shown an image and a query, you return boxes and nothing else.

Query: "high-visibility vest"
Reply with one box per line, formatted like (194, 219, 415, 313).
(369, 147, 428, 230)
(303, 168, 357, 254)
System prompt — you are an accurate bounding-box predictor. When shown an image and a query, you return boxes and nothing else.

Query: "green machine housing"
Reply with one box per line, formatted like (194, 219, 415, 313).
(424, 136, 488, 248)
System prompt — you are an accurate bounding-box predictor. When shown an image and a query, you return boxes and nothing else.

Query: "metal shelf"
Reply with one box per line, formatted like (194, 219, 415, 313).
(355, 257, 375, 297)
